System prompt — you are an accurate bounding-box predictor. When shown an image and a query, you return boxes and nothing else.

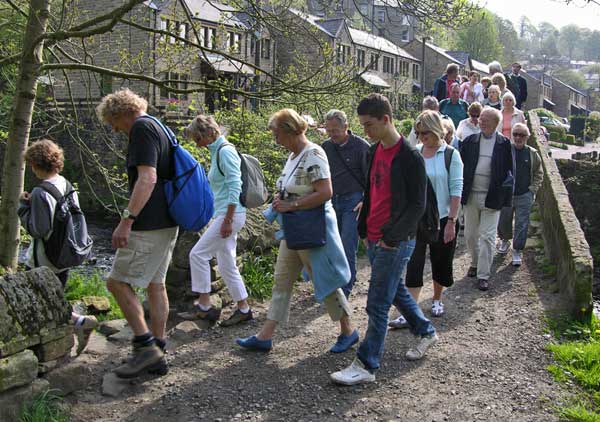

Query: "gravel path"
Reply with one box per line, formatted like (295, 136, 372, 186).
(68, 233, 570, 422)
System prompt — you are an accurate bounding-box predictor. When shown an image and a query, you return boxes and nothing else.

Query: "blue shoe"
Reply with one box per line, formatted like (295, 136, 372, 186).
(330, 330, 359, 353)
(236, 335, 272, 352)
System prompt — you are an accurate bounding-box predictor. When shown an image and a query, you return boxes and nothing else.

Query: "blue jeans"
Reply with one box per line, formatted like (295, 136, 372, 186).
(497, 191, 534, 251)
(357, 240, 435, 371)
(331, 192, 363, 297)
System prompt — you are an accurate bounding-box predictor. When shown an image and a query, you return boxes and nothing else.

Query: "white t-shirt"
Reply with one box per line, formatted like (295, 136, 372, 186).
(472, 134, 495, 194)
(277, 143, 330, 198)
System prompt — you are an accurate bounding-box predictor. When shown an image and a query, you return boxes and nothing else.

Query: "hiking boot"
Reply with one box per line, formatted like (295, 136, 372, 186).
(330, 358, 375, 386)
(512, 250, 522, 267)
(497, 239, 510, 255)
(114, 343, 163, 378)
(75, 316, 98, 355)
(177, 305, 221, 322)
(467, 266, 477, 278)
(406, 333, 439, 361)
(220, 309, 253, 327)
(388, 315, 409, 329)
(478, 279, 489, 291)
(147, 339, 168, 376)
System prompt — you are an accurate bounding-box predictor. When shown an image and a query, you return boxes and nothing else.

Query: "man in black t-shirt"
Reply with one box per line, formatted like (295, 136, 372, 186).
(321, 109, 369, 298)
(96, 89, 179, 378)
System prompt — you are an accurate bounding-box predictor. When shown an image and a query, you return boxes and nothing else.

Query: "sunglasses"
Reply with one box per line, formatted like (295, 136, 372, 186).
(512, 132, 528, 137)
(470, 114, 480, 118)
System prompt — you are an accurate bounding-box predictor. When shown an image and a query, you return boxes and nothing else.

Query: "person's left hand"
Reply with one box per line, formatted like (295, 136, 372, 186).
(273, 198, 295, 213)
(377, 240, 396, 250)
(443, 221, 456, 244)
(220, 220, 233, 238)
(20, 191, 30, 201)
(353, 201, 363, 220)
(112, 219, 132, 249)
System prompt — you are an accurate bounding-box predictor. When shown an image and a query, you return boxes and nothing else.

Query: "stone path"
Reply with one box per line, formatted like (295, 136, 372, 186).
(548, 141, 600, 159)
(66, 230, 571, 422)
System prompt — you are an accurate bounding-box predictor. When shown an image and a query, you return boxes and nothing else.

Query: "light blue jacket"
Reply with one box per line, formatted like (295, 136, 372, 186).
(263, 202, 349, 302)
(207, 136, 245, 216)
(418, 143, 464, 219)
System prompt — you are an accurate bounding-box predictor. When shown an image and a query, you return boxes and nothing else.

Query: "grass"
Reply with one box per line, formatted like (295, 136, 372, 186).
(20, 390, 70, 422)
(546, 315, 600, 420)
(241, 249, 276, 301)
(64, 270, 124, 321)
(541, 257, 557, 277)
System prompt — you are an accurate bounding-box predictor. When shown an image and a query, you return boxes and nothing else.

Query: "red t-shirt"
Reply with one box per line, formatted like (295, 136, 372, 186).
(367, 138, 403, 242)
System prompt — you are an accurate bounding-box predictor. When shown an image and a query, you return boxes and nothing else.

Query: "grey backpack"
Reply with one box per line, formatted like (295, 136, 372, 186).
(217, 142, 268, 208)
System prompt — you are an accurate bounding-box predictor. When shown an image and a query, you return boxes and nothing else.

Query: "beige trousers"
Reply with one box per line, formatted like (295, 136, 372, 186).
(463, 192, 501, 280)
(267, 240, 351, 324)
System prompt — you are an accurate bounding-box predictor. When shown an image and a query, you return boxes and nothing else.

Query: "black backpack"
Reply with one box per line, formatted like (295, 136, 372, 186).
(417, 146, 455, 244)
(34, 181, 93, 270)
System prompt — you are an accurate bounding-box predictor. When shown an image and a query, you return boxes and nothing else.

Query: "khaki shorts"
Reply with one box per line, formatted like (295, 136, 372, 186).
(109, 226, 179, 288)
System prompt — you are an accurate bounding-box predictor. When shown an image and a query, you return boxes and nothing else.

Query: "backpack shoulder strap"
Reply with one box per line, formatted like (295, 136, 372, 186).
(38, 181, 64, 203)
(444, 145, 454, 174)
(216, 142, 235, 176)
(137, 115, 177, 147)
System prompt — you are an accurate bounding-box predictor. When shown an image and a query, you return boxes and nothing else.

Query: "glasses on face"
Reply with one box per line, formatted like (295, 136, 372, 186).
(470, 114, 480, 118)
(415, 130, 432, 137)
(512, 132, 528, 137)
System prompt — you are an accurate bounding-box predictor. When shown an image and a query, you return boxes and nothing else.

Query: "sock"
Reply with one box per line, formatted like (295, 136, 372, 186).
(74, 316, 86, 327)
(155, 337, 167, 352)
(239, 304, 250, 314)
(197, 303, 212, 311)
(133, 332, 155, 347)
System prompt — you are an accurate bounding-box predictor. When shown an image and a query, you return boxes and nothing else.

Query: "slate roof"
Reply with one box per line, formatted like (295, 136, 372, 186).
(349, 27, 417, 60)
(445, 51, 470, 66)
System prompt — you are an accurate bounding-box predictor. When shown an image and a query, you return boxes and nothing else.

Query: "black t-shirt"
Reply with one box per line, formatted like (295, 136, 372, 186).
(127, 116, 176, 230)
(514, 147, 531, 196)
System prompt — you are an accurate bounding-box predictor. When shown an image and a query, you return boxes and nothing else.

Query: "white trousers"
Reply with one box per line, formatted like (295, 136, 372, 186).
(463, 192, 501, 281)
(189, 213, 248, 302)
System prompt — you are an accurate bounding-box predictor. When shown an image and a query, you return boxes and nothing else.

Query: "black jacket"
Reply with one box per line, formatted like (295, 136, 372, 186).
(358, 139, 427, 246)
(432, 74, 449, 102)
(505, 73, 528, 108)
(460, 132, 514, 210)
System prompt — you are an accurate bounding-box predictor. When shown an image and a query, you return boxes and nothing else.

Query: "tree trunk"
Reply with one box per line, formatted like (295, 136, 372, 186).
(0, 0, 50, 270)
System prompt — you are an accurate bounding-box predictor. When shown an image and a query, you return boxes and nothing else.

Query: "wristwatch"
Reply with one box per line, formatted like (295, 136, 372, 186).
(122, 208, 137, 221)
(447, 216, 456, 222)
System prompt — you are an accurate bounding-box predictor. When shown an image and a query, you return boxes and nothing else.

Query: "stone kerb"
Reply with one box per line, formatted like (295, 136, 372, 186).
(528, 112, 594, 322)
(0, 267, 74, 420)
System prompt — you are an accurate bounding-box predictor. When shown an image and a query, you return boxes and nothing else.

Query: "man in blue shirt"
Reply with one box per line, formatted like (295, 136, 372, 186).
(439, 83, 468, 129)
(321, 109, 370, 297)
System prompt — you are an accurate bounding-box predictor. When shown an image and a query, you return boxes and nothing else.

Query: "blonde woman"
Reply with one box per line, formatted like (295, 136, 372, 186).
(237, 108, 358, 353)
(389, 110, 463, 324)
(181, 115, 252, 326)
(497, 91, 526, 139)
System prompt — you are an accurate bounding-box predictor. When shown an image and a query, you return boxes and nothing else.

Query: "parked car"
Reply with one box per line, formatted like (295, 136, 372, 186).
(540, 115, 570, 131)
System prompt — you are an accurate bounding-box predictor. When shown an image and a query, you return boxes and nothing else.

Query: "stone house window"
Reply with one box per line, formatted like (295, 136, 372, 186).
(100, 74, 112, 96)
(356, 49, 365, 68)
(401, 28, 410, 43)
(228, 32, 241, 53)
(160, 72, 189, 101)
(261, 39, 271, 59)
(370, 53, 379, 71)
(377, 9, 385, 23)
(201, 27, 216, 49)
(412, 63, 419, 79)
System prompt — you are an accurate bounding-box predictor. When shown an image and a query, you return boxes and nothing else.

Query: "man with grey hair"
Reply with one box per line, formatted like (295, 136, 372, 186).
(322, 109, 370, 297)
(488, 61, 503, 75)
(460, 107, 513, 291)
(496, 122, 542, 266)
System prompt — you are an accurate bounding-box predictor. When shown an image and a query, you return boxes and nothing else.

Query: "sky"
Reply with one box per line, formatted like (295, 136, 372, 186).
(479, 0, 600, 31)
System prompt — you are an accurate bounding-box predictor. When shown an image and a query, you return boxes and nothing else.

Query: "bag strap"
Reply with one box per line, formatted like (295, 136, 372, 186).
(137, 115, 177, 147)
(330, 141, 365, 190)
(216, 141, 236, 176)
(444, 145, 454, 174)
(280, 148, 309, 194)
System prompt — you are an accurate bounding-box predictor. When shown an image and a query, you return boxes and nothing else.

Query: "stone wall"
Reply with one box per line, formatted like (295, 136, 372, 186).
(528, 112, 594, 321)
(0, 268, 74, 420)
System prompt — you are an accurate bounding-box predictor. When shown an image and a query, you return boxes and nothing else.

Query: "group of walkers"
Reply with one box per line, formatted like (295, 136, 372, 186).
(18, 58, 542, 386)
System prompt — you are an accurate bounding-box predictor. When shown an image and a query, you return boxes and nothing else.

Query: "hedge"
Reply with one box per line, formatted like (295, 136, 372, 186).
(549, 131, 560, 142)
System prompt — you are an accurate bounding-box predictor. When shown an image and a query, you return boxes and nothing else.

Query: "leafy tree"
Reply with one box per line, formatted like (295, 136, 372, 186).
(559, 24, 581, 60)
(552, 68, 588, 91)
(494, 16, 521, 65)
(582, 30, 600, 60)
(452, 10, 502, 63)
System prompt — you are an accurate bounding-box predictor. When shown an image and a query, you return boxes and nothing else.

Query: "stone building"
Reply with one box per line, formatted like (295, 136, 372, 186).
(551, 77, 589, 117)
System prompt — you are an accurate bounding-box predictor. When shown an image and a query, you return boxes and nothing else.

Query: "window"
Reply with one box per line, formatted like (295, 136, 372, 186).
(359, 3, 368, 15)
(228, 32, 241, 53)
(160, 72, 189, 101)
(397, 60, 409, 77)
(337, 44, 351, 65)
(159, 18, 167, 42)
(356, 49, 365, 68)
(201, 27, 216, 49)
(370, 54, 379, 71)
(261, 39, 271, 59)
(377, 9, 385, 23)
(344, 46, 351, 65)
(383, 56, 391, 73)
(412, 63, 419, 79)
(179, 23, 187, 41)
(401, 28, 410, 43)
(100, 74, 112, 96)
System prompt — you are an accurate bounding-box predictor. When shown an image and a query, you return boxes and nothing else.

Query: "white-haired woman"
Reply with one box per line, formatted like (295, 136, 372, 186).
(181, 115, 253, 327)
(389, 110, 463, 326)
(497, 91, 526, 140)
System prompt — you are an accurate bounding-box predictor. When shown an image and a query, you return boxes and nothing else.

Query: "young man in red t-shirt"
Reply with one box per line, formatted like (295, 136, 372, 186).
(331, 93, 438, 385)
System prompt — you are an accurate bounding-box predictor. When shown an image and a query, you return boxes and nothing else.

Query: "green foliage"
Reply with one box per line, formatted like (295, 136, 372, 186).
(397, 119, 414, 137)
(20, 389, 70, 422)
(571, 116, 587, 139)
(558, 403, 600, 422)
(549, 141, 568, 150)
(64, 271, 125, 321)
(585, 114, 600, 142)
(553, 68, 589, 91)
(240, 249, 276, 301)
(550, 131, 560, 142)
(565, 135, 576, 145)
(532, 108, 561, 120)
(452, 10, 502, 63)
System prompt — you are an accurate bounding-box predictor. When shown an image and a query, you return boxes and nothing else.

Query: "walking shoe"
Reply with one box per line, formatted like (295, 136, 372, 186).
(497, 239, 511, 255)
(330, 329, 359, 353)
(388, 315, 409, 329)
(467, 266, 477, 278)
(330, 358, 375, 385)
(147, 339, 169, 376)
(431, 301, 444, 317)
(177, 305, 221, 322)
(74, 316, 98, 355)
(220, 309, 253, 327)
(406, 333, 439, 361)
(478, 278, 489, 291)
(512, 249, 522, 267)
(236, 335, 272, 352)
(114, 343, 164, 378)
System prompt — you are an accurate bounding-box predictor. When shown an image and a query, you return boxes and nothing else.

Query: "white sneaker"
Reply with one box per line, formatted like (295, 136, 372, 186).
(512, 249, 522, 267)
(406, 333, 439, 361)
(388, 315, 409, 329)
(330, 358, 375, 385)
(497, 240, 510, 254)
(431, 301, 444, 317)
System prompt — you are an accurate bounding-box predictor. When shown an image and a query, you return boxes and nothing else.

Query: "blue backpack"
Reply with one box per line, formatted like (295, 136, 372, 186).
(140, 115, 214, 232)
